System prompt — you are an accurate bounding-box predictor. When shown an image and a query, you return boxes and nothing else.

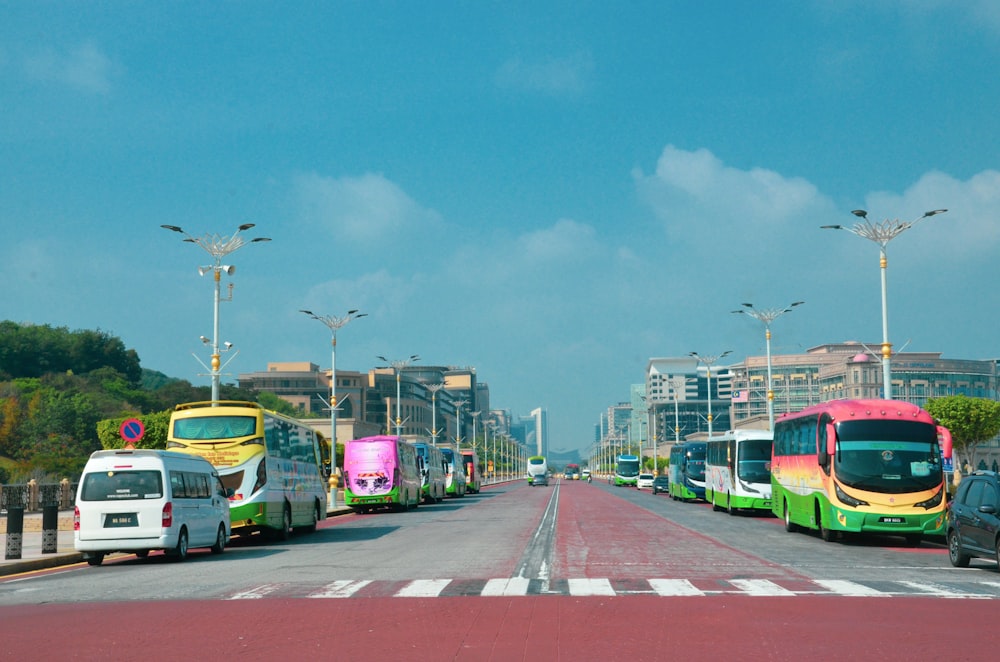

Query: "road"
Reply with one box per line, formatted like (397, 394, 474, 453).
(1, 479, 996, 659)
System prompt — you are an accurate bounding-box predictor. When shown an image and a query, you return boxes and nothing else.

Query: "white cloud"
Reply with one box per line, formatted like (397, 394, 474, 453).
(22, 41, 114, 94)
(518, 218, 600, 263)
(293, 172, 443, 244)
(495, 52, 593, 96)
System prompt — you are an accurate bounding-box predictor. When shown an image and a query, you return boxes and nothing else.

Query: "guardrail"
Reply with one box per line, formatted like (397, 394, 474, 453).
(0, 479, 76, 513)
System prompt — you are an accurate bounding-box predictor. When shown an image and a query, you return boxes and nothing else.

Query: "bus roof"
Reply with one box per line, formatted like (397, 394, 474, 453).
(776, 399, 933, 425)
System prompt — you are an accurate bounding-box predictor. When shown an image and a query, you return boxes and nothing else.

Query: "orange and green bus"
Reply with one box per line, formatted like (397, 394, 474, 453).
(771, 399, 951, 545)
(167, 401, 330, 539)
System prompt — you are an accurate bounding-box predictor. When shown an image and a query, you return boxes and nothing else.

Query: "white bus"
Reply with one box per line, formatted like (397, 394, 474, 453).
(705, 429, 773, 515)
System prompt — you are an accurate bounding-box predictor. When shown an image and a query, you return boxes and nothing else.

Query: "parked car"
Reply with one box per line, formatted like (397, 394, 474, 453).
(636, 473, 655, 490)
(947, 470, 1000, 568)
(652, 475, 670, 495)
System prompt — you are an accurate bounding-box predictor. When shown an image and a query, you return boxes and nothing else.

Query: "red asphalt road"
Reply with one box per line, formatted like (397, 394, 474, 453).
(555, 481, 803, 581)
(1, 597, 991, 660)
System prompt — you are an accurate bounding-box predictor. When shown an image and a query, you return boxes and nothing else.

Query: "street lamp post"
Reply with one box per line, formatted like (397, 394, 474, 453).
(301, 309, 366, 451)
(732, 302, 804, 430)
(822, 208, 946, 400)
(161, 223, 270, 402)
(689, 351, 732, 439)
(376, 355, 420, 435)
(470, 411, 481, 458)
(425, 383, 445, 445)
(453, 399, 468, 447)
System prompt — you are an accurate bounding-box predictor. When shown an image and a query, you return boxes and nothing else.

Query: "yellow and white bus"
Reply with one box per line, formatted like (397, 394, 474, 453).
(167, 401, 330, 539)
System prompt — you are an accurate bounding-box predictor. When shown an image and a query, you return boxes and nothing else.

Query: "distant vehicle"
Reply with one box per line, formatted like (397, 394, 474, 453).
(343, 436, 422, 513)
(581, 469, 591, 480)
(772, 399, 951, 545)
(167, 400, 329, 538)
(412, 440, 446, 504)
(615, 454, 640, 487)
(564, 463, 581, 480)
(636, 473, 655, 490)
(705, 429, 774, 515)
(462, 449, 482, 493)
(527, 455, 548, 485)
(947, 470, 1000, 568)
(669, 442, 707, 501)
(533, 472, 549, 487)
(75, 449, 230, 566)
(439, 444, 467, 497)
(651, 475, 670, 495)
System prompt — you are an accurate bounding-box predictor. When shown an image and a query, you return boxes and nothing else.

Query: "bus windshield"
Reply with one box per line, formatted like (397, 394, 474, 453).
(172, 415, 257, 441)
(684, 449, 706, 480)
(737, 439, 772, 484)
(834, 420, 942, 493)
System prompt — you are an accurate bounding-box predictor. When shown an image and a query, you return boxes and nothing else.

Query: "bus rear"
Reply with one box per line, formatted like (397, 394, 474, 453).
(343, 436, 421, 513)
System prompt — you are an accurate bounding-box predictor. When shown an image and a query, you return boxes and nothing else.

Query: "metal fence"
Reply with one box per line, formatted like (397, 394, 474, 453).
(0, 480, 76, 512)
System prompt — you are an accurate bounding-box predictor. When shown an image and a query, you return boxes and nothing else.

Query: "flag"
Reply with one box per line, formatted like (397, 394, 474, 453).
(732, 390, 748, 403)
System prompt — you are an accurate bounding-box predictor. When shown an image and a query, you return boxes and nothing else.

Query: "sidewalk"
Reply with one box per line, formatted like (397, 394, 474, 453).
(0, 501, 353, 577)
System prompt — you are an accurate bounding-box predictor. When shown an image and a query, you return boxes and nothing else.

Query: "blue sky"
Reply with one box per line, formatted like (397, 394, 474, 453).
(3, 2, 999, 452)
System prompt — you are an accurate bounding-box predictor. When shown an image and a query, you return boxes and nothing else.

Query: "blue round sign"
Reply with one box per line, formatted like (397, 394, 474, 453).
(119, 418, 145, 442)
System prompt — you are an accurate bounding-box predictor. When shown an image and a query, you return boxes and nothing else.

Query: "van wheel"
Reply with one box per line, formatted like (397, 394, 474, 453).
(168, 529, 189, 562)
(211, 524, 226, 554)
(85, 553, 105, 566)
(135, 550, 150, 559)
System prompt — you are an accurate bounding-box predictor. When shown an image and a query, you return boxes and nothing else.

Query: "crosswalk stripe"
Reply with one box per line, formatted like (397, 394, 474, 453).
(481, 577, 530, 596)
(813, 579, 887, 597)
(308, 580, 371, 598)
(729, 579, 795, 596)
(567, 578, 615, 596)
(899, 581, 974, 598)
(395, 579, 452, 597)
(227, 583, 284, 600)
(648, 579, 704, 596)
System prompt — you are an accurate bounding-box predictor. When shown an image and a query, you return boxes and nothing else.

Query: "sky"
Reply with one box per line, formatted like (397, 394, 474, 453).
(3, 2, 1000, 453)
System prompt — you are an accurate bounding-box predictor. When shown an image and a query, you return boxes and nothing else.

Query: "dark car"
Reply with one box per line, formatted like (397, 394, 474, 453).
(947, 470, 1000, 568)
(533, 473, 549, 487)
(651, 475, 670, 495)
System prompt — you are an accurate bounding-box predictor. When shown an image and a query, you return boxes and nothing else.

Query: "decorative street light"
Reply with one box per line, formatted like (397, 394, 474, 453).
(161, 223, 270, 402)
(470, 410, 481, 457)
(732, 301, 804, 430)
(425, 383, 445, 445)
(376, 354, 420, 435)
(822, 208, 946, 400)
(453, 399, 468, 447)
(689, 351, 732, 439)
(300, 309, 366, 452)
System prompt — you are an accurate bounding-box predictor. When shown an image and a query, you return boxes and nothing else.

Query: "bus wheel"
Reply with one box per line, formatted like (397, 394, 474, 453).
(819, 520, 836, 542)
(275, 505, 292, 541)
(727, 495, 736, 516)
(783, 503, 797, 532)
(711, 495, 721, 512)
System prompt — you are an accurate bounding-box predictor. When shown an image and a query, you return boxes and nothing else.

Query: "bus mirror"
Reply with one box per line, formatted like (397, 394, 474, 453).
(818, 450, 829, 468)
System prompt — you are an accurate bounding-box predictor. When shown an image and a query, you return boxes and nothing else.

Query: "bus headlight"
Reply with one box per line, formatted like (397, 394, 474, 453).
(915, 487, 943, 510)
(835, 482, 869, 507)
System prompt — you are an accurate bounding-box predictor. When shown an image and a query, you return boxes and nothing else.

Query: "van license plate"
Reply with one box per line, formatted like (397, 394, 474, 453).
(105, 513, 138, 527)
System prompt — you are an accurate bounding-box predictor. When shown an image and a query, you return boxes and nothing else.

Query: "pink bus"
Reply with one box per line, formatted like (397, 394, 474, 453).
(771, 399, 952, 545)
(343, 436, 422, 513)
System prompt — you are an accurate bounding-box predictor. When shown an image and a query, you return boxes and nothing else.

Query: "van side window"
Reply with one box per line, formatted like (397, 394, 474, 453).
(171, 471, 188, 498)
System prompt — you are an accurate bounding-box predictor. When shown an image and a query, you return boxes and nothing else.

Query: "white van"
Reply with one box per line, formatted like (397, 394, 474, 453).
(74, 449, 231, 566)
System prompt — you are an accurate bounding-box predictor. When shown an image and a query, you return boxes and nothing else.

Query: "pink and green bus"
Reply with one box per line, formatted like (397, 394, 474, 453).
(343, 436, 422, 513)
(771, 399, 951, 545)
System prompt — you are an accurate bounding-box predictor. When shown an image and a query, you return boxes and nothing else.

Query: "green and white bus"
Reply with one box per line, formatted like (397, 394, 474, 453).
(705, 430, 773, 515)
(614, 454, 640, 487)
(167, 401, 330, 539)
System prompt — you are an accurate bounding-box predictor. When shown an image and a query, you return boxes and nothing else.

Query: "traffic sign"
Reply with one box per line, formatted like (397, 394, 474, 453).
(119, 418, 145, 442)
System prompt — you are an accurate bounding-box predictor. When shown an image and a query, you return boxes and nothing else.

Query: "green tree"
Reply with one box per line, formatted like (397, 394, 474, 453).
(924, 395, 1000, 472)
(257, 391, 302, 416)
(96, 410, 172, 450)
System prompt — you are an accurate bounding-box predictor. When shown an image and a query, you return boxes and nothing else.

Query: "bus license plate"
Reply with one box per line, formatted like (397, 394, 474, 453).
(104, 513, 138, 527)
(879, 516, 905, 524)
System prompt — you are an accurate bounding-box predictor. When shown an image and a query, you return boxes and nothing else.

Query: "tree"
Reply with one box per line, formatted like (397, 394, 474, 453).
(924, 395, 1000, 472)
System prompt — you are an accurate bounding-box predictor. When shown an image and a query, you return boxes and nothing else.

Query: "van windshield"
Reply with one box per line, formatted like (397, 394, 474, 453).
(80, 471, 164, 501)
